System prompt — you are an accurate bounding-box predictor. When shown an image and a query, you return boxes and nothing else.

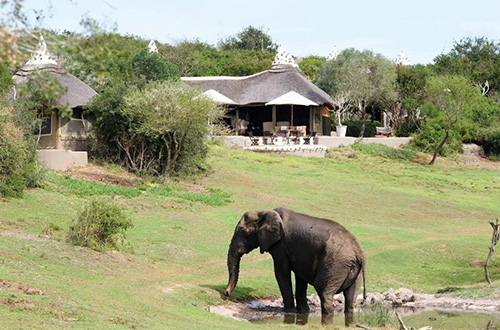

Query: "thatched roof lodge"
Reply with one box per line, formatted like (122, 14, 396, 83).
(13, 34, 97, 151)
(182, 47, 334, 136)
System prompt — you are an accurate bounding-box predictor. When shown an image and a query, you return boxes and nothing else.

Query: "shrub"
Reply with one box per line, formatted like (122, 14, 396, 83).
(0, 105, 38, 198)
(394, 121, 419, 137)
(343, 119, 383, 137)
(479, 125, 500, 157)
(68, 199, 133, 250)
(413, 117, 463, 156)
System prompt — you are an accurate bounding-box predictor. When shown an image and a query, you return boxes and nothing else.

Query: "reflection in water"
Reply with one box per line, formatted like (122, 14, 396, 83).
(252, 309, 499, 329)
(283, 313, 309, 325)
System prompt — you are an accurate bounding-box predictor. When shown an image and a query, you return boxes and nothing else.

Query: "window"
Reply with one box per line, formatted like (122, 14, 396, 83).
(66, 108, 89, 133)
(34, 114, 52, 136)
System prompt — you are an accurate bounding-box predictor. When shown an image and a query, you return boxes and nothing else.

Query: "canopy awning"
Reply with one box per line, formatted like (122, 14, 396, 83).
(265, 91, 319, 106)
(201, 89, 237, 105)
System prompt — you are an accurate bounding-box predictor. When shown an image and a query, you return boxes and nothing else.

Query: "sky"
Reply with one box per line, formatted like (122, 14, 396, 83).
(21, 0, 500, 64)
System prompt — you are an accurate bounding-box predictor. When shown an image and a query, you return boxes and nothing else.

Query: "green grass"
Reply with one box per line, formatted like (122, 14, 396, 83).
(0, 144, 499, 329)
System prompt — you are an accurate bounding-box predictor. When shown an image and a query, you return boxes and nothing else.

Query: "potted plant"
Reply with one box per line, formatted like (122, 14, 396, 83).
(332, 94, 350, 137)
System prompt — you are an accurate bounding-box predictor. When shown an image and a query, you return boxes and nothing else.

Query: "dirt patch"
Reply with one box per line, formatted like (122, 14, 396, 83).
(0, 279, 45, 295)
(67, 164, 142, 187)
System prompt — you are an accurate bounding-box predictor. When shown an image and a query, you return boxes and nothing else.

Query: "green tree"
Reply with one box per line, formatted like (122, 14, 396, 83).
(424, 75, 480, 165)
(219, 25, 276, 52)
(433, 37, 500, 95)
(121, 82, 224, 177)
(131, 48, 179, 82)
(318, 49, 397, 137)
(298, 55, 326, 82)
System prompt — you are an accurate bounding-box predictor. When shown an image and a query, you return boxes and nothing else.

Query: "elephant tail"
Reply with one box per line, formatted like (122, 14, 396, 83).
(362, 262, 366, 300)
(358, 255, 367, 301)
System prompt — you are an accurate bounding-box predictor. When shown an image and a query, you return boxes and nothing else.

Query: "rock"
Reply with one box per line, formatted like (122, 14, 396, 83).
(307, 294, 320, 307)
(334, 294, 344, 305)
(395, 288, 415, 303)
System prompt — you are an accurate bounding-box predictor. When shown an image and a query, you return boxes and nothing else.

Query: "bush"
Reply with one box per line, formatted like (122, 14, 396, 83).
(479, 125, 500, 157)
(0, 105, 39, 198)
(394, 121, 419, 137)
(343, 119, 383, 137)
(68, 199, 133, 250)
(413, 117, 463, 156)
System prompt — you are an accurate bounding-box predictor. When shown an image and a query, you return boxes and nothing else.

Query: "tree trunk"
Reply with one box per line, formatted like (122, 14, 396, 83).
(429, 128, 450, 165)
(485, 220, 499, 284)
(359, 112, 367, 138)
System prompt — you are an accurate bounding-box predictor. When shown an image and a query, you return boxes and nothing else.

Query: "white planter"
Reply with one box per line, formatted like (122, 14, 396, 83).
(336, 125, 347, 138)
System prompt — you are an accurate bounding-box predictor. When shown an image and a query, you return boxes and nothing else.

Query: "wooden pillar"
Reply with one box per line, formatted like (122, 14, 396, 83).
(272, 105, 276, 129)
(235, 108, 239, 136)
(309, 106, 313, 132)
(320, 111, 323, 136)
(54, 110, 61, 149)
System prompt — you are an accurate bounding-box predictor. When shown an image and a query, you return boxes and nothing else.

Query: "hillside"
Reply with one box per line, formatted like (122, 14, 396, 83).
(0, 144, 499, 329)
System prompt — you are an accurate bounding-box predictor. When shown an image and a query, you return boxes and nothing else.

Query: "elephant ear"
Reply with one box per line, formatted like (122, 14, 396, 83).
(257, 210, 284, 254)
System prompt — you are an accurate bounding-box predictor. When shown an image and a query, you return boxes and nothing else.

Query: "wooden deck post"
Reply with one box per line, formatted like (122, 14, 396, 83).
(54, 110, 61, 149)
(272, 105, 276, 129)
(235, 108, 239, 136)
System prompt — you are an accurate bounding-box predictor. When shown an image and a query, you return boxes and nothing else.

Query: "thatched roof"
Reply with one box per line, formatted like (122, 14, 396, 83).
(13, 64, 97, 108)
(182, 64, 333, 107)
(12, 34, 97, 109)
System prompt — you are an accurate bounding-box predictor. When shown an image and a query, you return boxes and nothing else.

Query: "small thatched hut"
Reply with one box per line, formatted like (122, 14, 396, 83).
(13, 34, 97, 151)
(182, 46, 334, 136)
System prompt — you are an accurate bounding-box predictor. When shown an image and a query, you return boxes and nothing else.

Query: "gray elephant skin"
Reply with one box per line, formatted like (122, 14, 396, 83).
(224, 207, 366, 326)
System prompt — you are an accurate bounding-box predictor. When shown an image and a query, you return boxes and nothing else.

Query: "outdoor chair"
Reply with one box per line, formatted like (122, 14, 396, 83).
(248, 132, 259, 146)
(262, 131, 273, 145)
(273, 131, 288, 145)
(288, 130, 299, 144)
(303, 131, 316, 145)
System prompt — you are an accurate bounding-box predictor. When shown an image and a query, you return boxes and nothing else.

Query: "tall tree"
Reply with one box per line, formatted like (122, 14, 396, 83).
(219, 25, 276, 52)
(433, 37, 500, 95)
(298, 55, 326, 82)
(318, 49, 397, 137)
(425, 75, 480, 165)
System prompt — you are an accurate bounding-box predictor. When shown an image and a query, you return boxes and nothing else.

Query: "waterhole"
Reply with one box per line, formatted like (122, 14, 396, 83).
(250, 309, 499, 329)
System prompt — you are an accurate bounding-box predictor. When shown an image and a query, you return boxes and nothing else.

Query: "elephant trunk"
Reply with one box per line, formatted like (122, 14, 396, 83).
(225, 252, 241, 296)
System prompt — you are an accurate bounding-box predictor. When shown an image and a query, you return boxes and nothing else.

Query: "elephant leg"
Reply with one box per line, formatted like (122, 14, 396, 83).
(318, 290, 335, 325)
(295, 274, 309, 313)
(272, 257, 294, 311)
(343, 281, 358, 327)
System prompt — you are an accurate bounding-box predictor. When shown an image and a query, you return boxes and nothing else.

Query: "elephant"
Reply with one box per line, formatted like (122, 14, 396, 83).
(224, 207, 366, 326)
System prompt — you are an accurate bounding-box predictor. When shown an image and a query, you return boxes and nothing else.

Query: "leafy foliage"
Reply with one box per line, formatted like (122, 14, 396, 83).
(131, 48, 179, 82)
(0, 103, 38, 198)
(219, 25, 276, 52)
(298, 55, 325, 81)
(343, 119, 382, 137)
(121, 81, 223, 177)
(434, 37, 500, 94)
(421, 75, 480, 164)
(318, 48, 397, 137)
(68, 198, 133, 251)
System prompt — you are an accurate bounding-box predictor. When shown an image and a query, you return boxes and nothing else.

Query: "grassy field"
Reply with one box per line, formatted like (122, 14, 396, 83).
(0, 143, 499, 329)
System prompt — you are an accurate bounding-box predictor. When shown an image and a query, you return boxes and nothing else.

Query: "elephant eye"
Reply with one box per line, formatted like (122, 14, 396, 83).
(238, 227, 251, 236)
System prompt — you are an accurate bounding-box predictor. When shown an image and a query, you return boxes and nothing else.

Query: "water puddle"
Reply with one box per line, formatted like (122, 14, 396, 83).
(250, 308, 499, 329)
(209, 291, 500, 330)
